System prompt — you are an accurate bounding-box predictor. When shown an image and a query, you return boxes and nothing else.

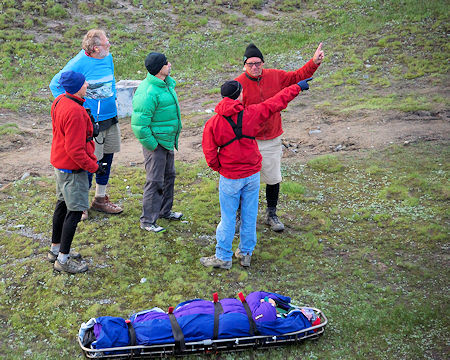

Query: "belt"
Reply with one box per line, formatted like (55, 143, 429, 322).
(57, 168, 85, 174)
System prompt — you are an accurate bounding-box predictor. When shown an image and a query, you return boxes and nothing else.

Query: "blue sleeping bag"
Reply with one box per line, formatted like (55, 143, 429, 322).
(79, 291, 318, 350)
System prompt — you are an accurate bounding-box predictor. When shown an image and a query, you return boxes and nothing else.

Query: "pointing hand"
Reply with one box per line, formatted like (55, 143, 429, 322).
(298, 77, 313, 91)
(313, 43, 324, 65)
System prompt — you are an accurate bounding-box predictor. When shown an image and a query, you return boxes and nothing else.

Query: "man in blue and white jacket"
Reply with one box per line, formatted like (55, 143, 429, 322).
(50, 29, 123, 219)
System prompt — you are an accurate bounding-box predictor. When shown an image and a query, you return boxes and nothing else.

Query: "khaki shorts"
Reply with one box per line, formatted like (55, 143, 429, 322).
(257, 135, 282, 185)
(94, 122, 121, 159)
(54, 168, 89, 211)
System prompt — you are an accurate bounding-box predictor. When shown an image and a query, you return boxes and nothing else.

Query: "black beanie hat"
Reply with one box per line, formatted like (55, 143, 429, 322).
(243, 43, 264, 64)
(221, 80, 242, 100)
(145, 52, 167, 75)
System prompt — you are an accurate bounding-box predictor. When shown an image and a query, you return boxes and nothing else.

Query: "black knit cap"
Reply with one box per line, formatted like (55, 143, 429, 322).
(145, 52, 167, 75)
(221, 80, 242, 100)
(243, 43, 264, 64)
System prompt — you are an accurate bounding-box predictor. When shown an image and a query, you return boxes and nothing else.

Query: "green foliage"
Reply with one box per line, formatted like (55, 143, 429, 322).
(0, 0, 447, 113)
(46, 1, 68, 19)
(307, 154, 344, 173)
(281, 181, 306, 197)
(0, 123, 20, 135)
(0, 142, 448, 358)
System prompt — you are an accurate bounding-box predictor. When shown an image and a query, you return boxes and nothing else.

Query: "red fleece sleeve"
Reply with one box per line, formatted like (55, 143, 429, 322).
(245, 84, 301, 133)
(63, 108, 98, 173)
(281, 58, 319, 87)
(202, 118, 221, 172)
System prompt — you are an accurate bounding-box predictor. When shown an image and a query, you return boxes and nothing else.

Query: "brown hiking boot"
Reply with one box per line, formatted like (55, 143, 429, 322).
(234, 248, 251, 267)
(200, 255, 232, 270)
(47, 250, 82, 263)
(54, 259, 88, 274)
(266, 208, 285, 232)
(91, 195, 123, 214)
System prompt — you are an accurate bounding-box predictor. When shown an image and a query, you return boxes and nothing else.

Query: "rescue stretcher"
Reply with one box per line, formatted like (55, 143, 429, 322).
(78, 291, 328, 359)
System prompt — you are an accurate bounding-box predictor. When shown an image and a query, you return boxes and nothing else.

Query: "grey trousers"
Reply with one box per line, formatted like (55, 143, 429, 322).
(141, 145, 176, 225)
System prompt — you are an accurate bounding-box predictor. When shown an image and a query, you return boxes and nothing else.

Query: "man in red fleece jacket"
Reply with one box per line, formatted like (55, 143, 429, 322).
(200, 78, 312, 269)
(49, 71, 104, 274)
(235, 43, 324, 232)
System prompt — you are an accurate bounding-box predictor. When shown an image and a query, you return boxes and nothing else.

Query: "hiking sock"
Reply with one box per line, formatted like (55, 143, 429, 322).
(51, 244, 60, 255)
(266, 183, 280, 209)
(57, 253, 69, 264)
(95, 184, 107, 198)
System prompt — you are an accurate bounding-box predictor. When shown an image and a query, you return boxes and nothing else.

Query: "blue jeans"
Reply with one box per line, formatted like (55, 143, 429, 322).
(216, 172, 260, 261)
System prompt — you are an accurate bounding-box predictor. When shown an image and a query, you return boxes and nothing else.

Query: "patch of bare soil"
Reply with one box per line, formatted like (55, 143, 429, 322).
(0, 97, 448, 188)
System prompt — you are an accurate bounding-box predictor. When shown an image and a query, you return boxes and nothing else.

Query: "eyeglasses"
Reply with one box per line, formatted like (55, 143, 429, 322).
(246, 61, 262, 68)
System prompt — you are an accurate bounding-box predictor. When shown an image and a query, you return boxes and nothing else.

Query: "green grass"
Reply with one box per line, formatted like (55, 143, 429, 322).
(0, 141, 448, 359)
(0, 0, 448, 113)
(0, 123, 20, 135)
(0, 1, 449, 359)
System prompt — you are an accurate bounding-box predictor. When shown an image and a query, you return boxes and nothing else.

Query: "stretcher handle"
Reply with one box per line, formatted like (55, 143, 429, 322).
(168, 306, 174, 314)
(213, 292, 219, 303)
(238, 292, 246, 303)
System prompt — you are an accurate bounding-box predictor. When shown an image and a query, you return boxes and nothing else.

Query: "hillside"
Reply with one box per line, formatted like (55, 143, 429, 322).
(0, 1, 449, 359)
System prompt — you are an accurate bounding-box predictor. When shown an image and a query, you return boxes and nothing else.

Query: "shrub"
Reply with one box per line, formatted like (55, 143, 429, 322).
(307, 155, 344, 173)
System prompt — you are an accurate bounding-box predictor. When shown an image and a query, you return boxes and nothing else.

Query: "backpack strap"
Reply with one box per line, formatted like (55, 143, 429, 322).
(220, 110, 255, 148)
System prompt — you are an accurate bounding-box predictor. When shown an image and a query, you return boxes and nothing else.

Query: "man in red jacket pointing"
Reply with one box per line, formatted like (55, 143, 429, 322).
(48, 71, 105, 274)
(200, 77, 312, 269)
(235, 43, 324, 232)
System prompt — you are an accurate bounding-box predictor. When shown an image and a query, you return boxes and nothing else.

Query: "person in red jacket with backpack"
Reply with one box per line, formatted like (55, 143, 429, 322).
(200, 78, 312, 269)
(48, 71, 105, 274)
(235, 43, 324, 232)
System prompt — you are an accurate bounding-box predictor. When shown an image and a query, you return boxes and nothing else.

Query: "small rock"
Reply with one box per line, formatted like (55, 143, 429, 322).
(21, 172, 30, 180)
(308, 129, 321, 135)
(403, 141, 410, 146)
(130, 161, 137, 166)
(140, 278, 147, 283)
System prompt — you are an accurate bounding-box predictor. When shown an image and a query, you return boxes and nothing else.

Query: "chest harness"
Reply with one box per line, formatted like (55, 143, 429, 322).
(220, 110, 255, 148)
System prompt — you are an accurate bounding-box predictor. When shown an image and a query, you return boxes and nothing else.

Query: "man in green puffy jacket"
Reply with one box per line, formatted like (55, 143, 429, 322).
(131, 52, 183, 233)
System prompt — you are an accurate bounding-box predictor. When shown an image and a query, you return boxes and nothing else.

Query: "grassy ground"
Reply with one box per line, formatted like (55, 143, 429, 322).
(0, 141, 448, 359)
(0, 0, 449, 359)
(0, 0, 448, 114)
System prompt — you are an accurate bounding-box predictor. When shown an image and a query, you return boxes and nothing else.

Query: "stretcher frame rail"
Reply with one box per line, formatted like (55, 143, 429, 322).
(79, 307, 327, 359)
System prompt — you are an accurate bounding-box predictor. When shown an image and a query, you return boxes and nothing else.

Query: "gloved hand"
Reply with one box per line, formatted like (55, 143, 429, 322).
(298, 77, 313, 91)
(95, 162, 107, 177)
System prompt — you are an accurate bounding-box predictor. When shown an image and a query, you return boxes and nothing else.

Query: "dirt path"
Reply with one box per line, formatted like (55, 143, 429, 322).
(0, 102, 449, 187)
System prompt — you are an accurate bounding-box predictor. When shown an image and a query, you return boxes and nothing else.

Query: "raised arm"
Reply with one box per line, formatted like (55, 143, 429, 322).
(244, 83, 302, 134)
(281, 43, 324, 86)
